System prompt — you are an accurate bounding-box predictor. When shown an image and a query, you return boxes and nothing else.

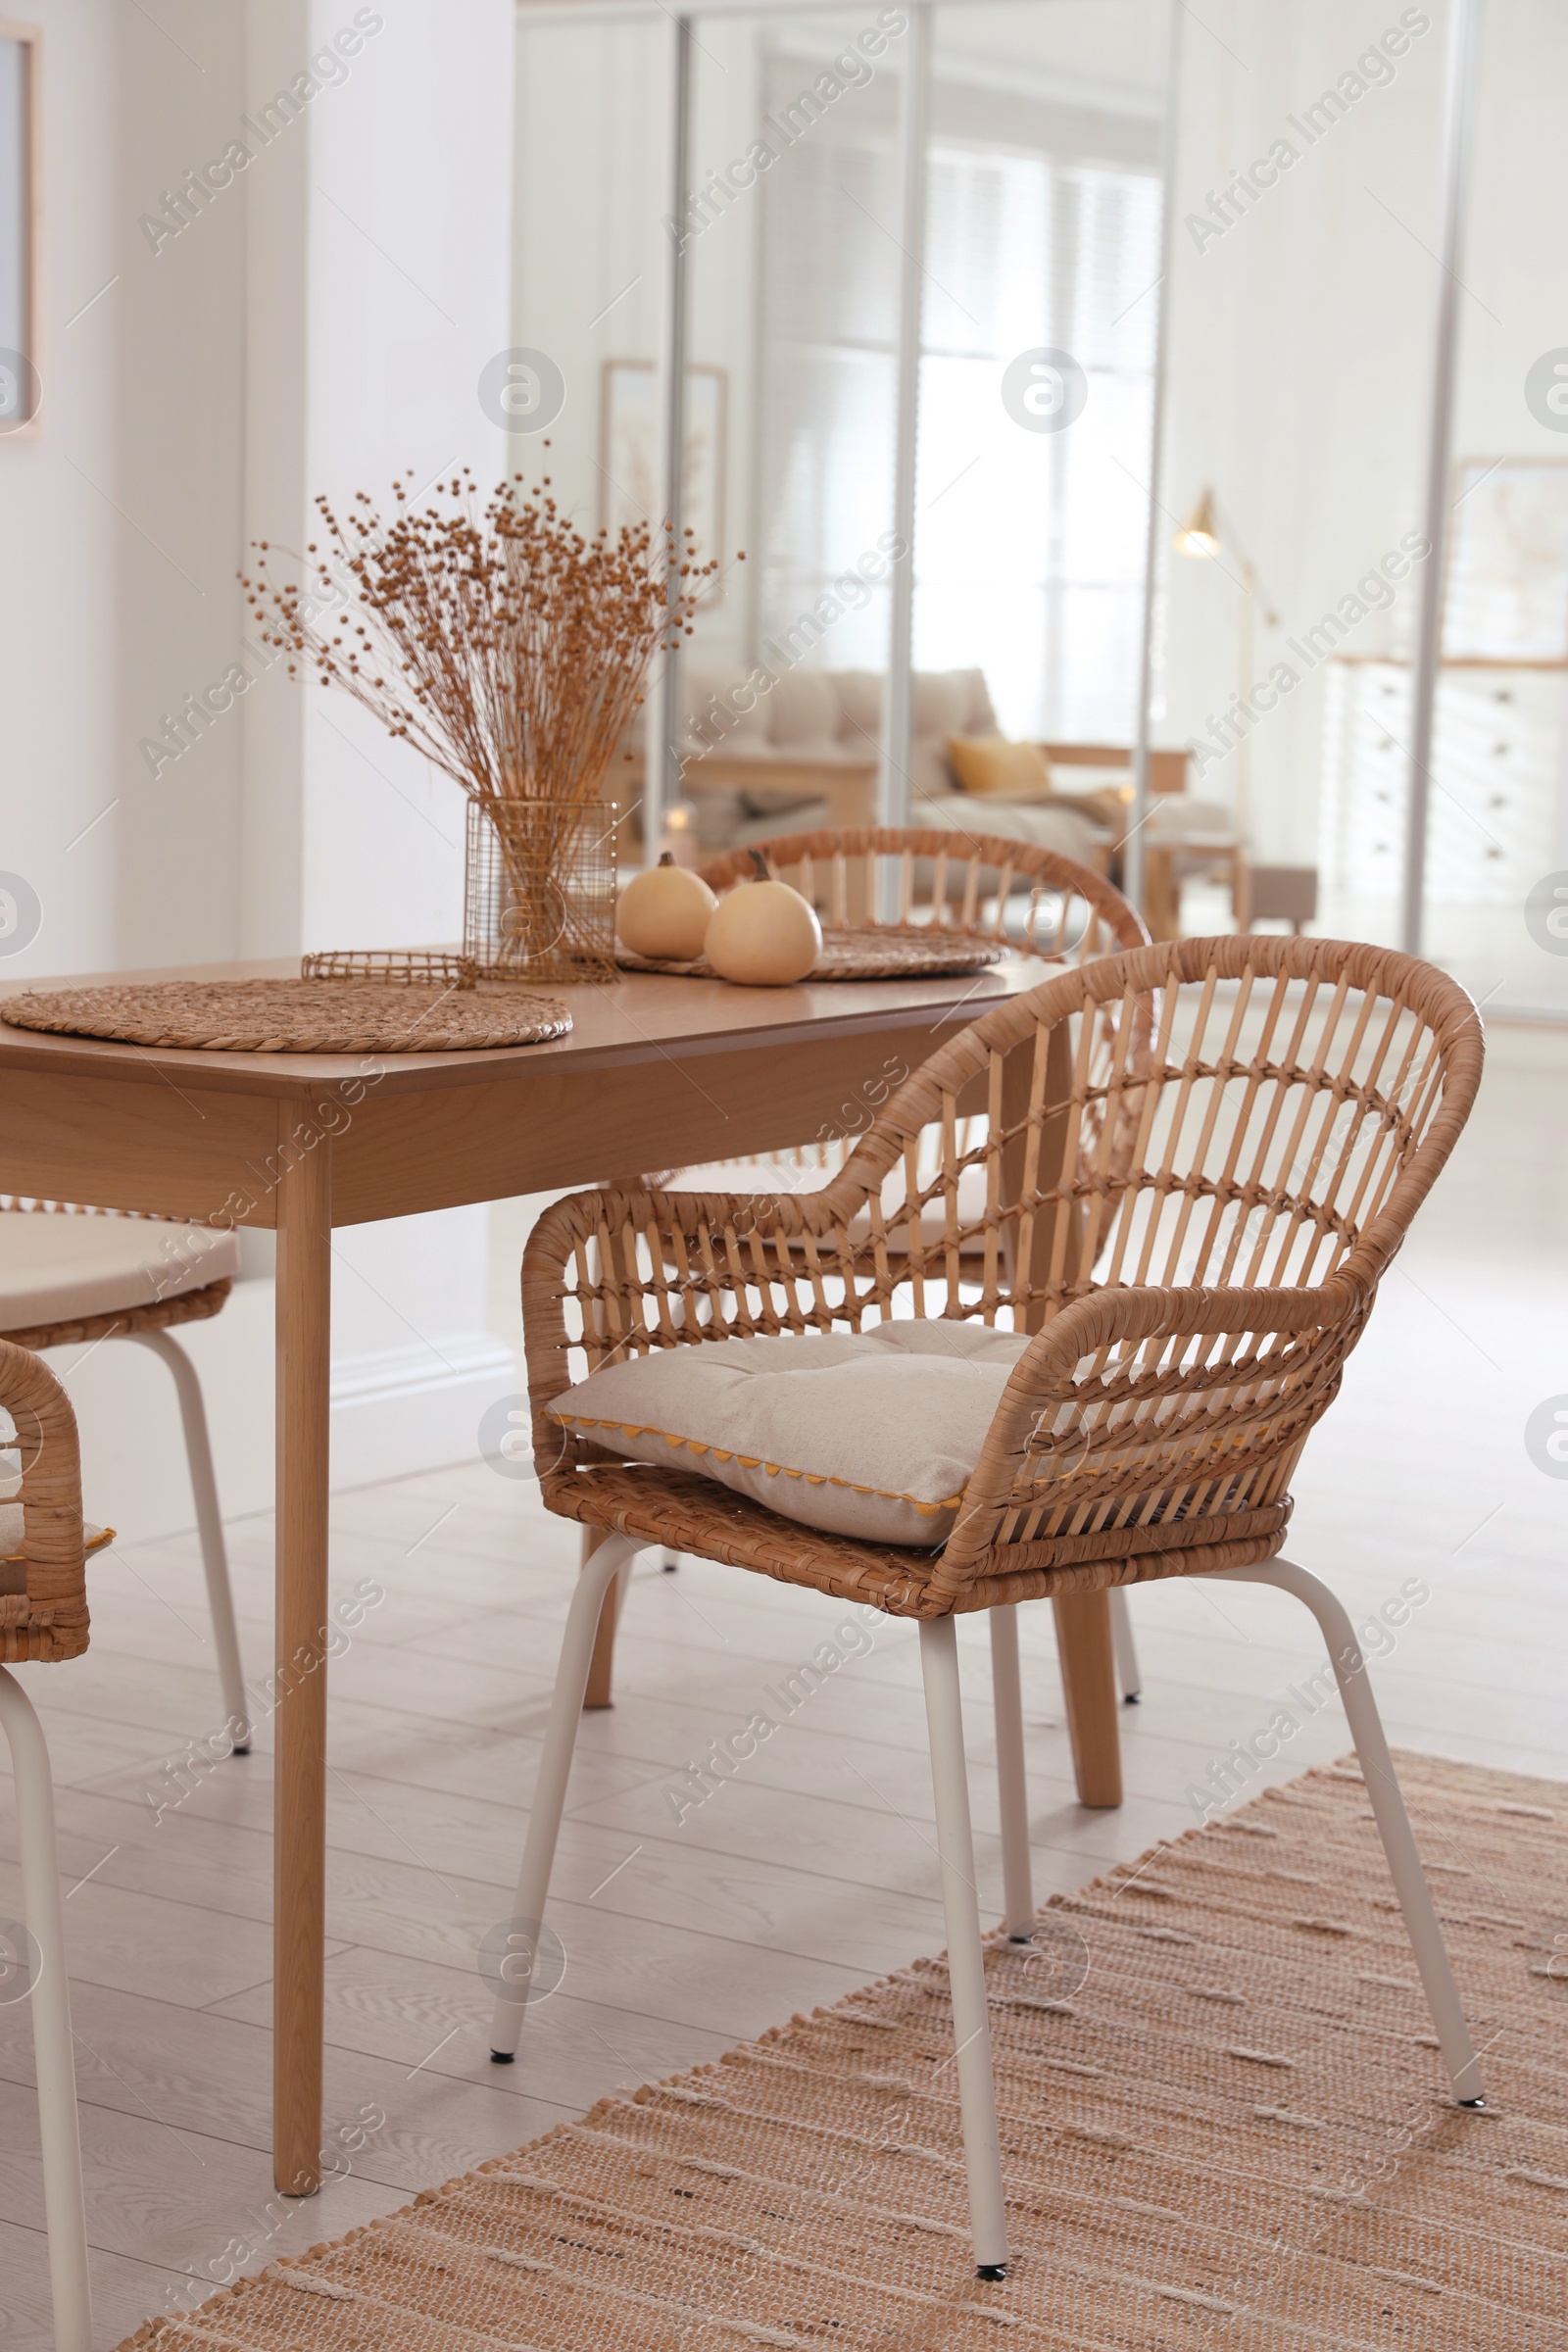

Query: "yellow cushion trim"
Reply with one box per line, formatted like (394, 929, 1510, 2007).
(4, 1522, 116, 1566)
(548, 1408, 960, 1515)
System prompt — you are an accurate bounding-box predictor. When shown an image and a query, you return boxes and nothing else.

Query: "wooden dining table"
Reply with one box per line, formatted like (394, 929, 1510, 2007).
(0, 955, 1122, 2197)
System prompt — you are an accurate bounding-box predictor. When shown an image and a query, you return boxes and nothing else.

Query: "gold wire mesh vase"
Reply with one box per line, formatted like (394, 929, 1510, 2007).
(463, 798, 617, 983)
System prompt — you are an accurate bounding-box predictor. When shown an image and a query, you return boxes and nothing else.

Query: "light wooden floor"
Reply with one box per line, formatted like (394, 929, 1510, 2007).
(2, 1020, 1565, 2347)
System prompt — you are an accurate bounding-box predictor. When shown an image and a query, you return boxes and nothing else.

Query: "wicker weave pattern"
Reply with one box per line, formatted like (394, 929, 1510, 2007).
(0, 1277, 231, 1354)
(528, 937, 1482, 1616)
(616, 926, 1008, 980)
(1, 977, 571, 1053)
(699, 825, 1147, 961)
(665, 826, 1152, 1226)
(0, 1332, 87, 1662)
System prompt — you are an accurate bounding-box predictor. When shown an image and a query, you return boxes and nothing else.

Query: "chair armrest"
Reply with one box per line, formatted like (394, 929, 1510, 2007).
(940, 1275, 1371, 1586)
(0, 1335, 87, 1649)
(521, 1175, 886, 1447)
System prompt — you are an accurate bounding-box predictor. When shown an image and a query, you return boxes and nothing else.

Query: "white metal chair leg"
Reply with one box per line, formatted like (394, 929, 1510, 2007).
(1205, 1556, 1485, 2106)
(920, 1617, 1010, 2278)
(1109, 1585, 1141, 1703)
(130, 1329, 250, 1749)
(490, 1532, 644, 2060)
(0, 1667, 93, 2352)
(988, 1605, 1034, 1939)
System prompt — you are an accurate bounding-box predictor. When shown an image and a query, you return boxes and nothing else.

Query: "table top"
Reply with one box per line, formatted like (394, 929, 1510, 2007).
(0, 953, 1048, 1102)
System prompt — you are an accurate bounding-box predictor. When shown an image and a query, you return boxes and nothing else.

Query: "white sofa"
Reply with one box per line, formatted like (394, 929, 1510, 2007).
(676, 664, 1112, 866)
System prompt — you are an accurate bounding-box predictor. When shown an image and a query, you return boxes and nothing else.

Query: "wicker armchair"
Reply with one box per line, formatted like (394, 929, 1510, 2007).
(0, 1199, 249, 1740)
(586, 823, 1153, 1712)
(0, 1335, 94, 2348)
(492, 934, 1489, 2278)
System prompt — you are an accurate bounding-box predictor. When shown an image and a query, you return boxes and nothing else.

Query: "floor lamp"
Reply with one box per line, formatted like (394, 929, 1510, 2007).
(1173, 488, 1278, 847)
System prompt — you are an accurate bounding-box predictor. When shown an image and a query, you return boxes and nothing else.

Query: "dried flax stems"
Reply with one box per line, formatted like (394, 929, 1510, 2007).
(244, 467, 716, 976)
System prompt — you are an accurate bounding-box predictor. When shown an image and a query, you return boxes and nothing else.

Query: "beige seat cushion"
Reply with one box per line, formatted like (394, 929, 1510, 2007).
(0, 1212, 239, 1332)
(549, 1320, 1030, 1544)
(0, 1497, 113, 1560)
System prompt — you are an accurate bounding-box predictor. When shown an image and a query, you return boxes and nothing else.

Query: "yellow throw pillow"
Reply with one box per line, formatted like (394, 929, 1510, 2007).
(945, 733, 1054, 801)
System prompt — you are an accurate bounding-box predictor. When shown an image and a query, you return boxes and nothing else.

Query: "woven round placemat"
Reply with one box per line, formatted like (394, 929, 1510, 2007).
(617, 925, 1009, 981)
(0, 979, 571, 1054)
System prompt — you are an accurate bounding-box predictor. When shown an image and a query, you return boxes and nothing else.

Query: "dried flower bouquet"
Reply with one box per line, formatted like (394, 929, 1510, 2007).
(245, 467, 714, 977)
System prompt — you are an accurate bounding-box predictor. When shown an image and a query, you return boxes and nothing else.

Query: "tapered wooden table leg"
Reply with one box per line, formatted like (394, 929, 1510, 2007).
(273, 1134, 332, 2195)
(583, 1524, 623, 1709)
(1053, 1588, 1122, 1807)
(1000, 1023, 1121, 1806)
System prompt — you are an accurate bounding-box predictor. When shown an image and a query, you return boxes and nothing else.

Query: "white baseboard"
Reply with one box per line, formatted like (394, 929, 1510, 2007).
(329, 1329, 520, 1493)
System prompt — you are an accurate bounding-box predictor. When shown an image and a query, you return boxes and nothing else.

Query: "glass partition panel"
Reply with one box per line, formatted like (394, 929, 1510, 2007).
(514, 9, 667, 846)
(1158, 2, 1442, 946)
(1419, 0, 1568, 1015)
(923, 1, 1166, 752)
(680, 5, 902, 849)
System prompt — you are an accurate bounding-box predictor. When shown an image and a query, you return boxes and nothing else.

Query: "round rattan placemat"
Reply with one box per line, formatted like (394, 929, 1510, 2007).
(0, 978, 572, 1054)
(617, 925, 1008, 981)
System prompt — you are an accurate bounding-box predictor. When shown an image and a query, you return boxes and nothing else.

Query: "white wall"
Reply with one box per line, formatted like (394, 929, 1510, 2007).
(3, 0, 525, 1544)
(0, 3, 122, 983)
(297, 0, 523, 1506)
(115, 3, 251, 969)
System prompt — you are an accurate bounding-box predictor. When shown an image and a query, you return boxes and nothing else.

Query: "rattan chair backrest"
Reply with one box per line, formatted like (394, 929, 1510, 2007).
(699, 824, 1147, 961)
(678, 826, 1147, 1211)
(825, 935, 1482, 1318)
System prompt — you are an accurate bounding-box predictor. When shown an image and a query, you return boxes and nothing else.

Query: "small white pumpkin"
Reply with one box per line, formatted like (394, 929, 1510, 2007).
(616, 853, 718, 962)
(704, 869, 822, 986)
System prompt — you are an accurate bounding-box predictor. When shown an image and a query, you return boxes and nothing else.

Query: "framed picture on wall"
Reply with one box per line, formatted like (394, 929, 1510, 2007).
(0, 23, 38, 434)
(1444, 458, 1568, 663)
(600, 360, 726, 601)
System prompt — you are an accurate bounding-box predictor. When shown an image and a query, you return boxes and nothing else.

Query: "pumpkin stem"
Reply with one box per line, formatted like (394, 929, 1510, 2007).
(748, 849, 770, 881)
(658, 851, 675, 865)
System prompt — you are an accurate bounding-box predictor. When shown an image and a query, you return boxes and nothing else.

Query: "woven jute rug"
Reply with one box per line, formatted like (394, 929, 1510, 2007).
(1, 979, 571, 1054)
(118, 1754, 1568, 2350)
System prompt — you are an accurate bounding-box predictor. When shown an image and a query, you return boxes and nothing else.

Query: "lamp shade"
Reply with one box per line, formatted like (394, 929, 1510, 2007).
(1174, 488, 1220, 559)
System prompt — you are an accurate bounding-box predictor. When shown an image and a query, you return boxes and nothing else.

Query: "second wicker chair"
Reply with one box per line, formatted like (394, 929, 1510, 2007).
(587, 824, 1152, 1730)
